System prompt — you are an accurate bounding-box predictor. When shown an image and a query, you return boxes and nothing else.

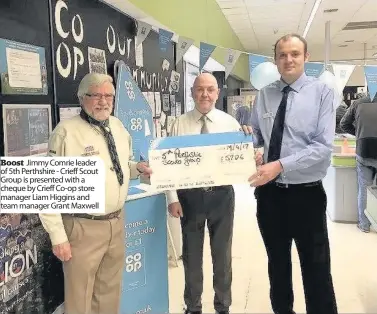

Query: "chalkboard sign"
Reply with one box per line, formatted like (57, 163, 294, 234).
(50, 0, 183, 136)
(51, 0, 173, 101)
(2, 104, 52, 156)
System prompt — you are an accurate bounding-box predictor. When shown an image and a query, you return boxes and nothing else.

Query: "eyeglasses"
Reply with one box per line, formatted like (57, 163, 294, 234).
(85, 93, 114, 101)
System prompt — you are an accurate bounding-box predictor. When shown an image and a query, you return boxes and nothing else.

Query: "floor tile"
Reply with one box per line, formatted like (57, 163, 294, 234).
(168, 184, 377, 313)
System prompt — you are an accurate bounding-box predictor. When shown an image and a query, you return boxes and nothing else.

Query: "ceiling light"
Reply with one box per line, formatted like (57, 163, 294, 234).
(338, 45, 348, 47)
(343, 21, 377, 31)
(303, 0, 323, 38)
(345, 40, 354, 42)
(324, 8, 338, 13)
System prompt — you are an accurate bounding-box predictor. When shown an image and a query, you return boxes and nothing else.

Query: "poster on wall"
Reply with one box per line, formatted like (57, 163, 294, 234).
(2, 104, 52, 157)
(88, 47, 107, 74)
(0, 214, 64, 314)
(0, 38, 48, 95)
(59, 106, 81, 122)
(227, 95, 256, 119)
(168, 70, 180, 94)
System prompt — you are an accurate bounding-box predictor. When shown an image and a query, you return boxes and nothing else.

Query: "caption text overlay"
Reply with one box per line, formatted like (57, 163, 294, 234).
(0, 157, 105, 214)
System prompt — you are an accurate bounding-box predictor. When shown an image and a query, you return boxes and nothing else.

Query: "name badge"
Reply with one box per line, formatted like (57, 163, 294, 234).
(82, 145, 100, 156)
(262, 112, 273, 119)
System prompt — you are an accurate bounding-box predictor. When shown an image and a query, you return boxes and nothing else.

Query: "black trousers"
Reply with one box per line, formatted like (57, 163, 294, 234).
(255, 182, 338, 314)
(178, 186, 235, 313)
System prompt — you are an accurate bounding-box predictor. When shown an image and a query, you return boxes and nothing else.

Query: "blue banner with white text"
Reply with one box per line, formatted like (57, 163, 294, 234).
(121, 193, 168, 314)
(199, 42, 216, 72)
(158, 29, 173, 53)
(114, 62, 154, 187)
(364, 65, 377, 101)
(249, 54, 267, 77)
(304, 62, 324, 77)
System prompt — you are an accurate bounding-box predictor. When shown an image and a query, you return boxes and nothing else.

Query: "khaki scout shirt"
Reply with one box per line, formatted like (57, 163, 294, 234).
(39, 115, 139, 245)
(166, 107, 241, 205)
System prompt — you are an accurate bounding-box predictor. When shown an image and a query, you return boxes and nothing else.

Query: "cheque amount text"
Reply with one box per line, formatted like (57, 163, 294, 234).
(221, 154, 244, 163)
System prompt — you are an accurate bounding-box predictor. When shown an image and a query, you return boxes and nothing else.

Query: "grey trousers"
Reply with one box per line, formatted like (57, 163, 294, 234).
(177, 186, 235, 312)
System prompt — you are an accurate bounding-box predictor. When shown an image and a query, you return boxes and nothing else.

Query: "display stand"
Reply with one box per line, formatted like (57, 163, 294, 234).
(323, 165, 358, 223)
(323, 148, 358, 223)
(121, 185, 169, 314)
(324, 137, 358, 223)
(365, 186, 377, 230)
(113, 63, 174, 313)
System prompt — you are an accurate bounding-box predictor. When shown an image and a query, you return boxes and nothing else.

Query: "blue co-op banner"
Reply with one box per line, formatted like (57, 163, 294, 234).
(249, 54, 267, 77)
(199, 42, 216, 72)
(114, 62, 154, 187)
(304, 62, 324, 78)
(121, 193, 169, 314)
(364, 65, 377, 101)
(158, 29, 174, 53)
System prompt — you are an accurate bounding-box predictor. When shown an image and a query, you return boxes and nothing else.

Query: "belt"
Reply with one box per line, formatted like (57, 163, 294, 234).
(202, 185, 232, 192)
(64, 209, 121, 220)
(273, 180, 322, 189)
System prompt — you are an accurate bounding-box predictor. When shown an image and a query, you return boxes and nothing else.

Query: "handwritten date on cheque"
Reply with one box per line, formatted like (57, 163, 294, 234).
(149, 142, 256, 190)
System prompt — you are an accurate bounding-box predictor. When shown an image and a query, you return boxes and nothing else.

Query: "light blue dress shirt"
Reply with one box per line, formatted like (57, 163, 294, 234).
(251, 72, 336, 184)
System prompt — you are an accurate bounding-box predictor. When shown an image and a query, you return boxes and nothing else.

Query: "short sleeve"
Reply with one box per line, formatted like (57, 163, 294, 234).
(47, 129, 66, 157)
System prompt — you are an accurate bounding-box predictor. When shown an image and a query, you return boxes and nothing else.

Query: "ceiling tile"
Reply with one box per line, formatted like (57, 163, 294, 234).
(244, 0, 306, 6)
(216, 0, 245, 8)
(222, 7, 248, 15)
(227, 14, 250, 21)
(350, 0, 377, 22)
(219, 0, 377, 61)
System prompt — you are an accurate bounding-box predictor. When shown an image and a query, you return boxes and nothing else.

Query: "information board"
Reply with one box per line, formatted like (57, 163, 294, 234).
(0, 38, 48, 95)
(2, 104, 52, 156)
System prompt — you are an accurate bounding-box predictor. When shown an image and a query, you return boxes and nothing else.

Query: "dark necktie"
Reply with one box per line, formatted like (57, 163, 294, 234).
(200, 115, 209, 134)
(267, 85, 292, 162)
(80, 110, 124, 186)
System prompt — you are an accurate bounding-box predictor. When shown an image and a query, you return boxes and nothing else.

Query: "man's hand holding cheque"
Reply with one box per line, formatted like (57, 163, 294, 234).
(136, 161, 153, 177)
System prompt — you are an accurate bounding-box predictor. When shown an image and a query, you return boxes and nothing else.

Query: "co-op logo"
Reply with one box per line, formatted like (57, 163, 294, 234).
(125, 252, 142, 272)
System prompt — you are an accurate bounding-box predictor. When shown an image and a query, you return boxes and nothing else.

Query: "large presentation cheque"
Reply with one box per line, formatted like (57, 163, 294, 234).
(148, 132, 256, 191)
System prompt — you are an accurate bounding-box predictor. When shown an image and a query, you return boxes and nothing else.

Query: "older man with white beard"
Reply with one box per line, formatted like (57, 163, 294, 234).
(39, 73, 152, 314)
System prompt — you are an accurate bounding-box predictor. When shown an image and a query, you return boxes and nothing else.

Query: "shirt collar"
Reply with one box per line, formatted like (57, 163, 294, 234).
(279, 72, 307, 92)
(193, 107, 216, 122)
